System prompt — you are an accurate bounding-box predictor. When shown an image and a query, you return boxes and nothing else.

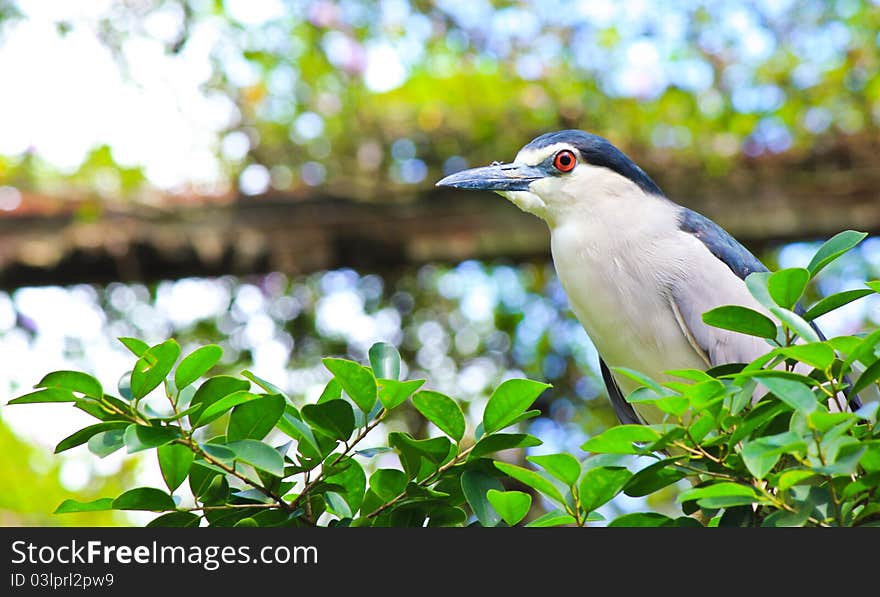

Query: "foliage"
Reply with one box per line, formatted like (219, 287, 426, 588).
(8, 231, 880, 526)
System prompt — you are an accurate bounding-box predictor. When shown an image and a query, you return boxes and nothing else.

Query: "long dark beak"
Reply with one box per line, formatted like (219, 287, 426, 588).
(435, 162, 543, 191)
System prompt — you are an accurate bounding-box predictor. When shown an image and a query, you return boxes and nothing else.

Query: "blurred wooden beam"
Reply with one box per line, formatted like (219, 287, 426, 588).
(1, 163, 880, 289)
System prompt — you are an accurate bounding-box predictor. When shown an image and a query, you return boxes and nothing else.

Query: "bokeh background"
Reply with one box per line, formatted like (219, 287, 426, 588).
(3, 0, 880, 525)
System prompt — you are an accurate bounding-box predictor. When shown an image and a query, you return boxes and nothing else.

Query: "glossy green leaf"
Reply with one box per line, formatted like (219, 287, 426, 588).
(493, 461, 564, 505)
(146, 512, 201, 527)
(189, 376, 251, 427)
(368, 342, 401, 380)
(486, 490, 531, 526)
(377, 378, 425, 410)
(389, 432, 454, 479)
(7, 388, 76, 404)
(301, 399, 355, 441)
(174, 344, 223, 389)
(578, 466, 632, 512)
(468, 433, 543, 460)
(803, 289, 873, 321)
(775, 470, 816, 491)
(36, 371, 103, 399)
(483, 378, 550, 434)
(123, 424, 180, 453)
(702, 305, 777, 339)
(526, 453, 580, 486)
(607, 512, 676, 527)
(325, 456, 366, 514)
(741, 432, 807, 479)
(768, 268, 810, 309)
(679, 482, 764, 508)
(524, 510, 578, 527)
(770, 306, 820, 343)
(118, 337, 149, 357)
(54, 422, 129, 454)
(197, 390, 261, 424)
(87, 428, 126, 458)
(369, 469, 408, 501)
(778, 343, 835, 370)
(624, 458, 687, 497)
(412, 390, 466, 442)
(460, 469, 504, 527)
(226, 439, 285, 477)
(322, 357, 377, 413)
(581, 425, 661, 454)
(852, 359, 880, 396)
(54, 498, 115, 514)
(227, 394, 285, 441)
(758, 376, 817, 414)
(112, 487, 176, 511)
(157, 443, 194, 492)
(241, 370, 286, 396)
(130, 339, 181, 400)
(806, 230, 867, 277)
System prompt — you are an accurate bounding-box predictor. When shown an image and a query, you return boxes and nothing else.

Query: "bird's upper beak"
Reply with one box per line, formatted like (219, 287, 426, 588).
(435, 162, 544, 191)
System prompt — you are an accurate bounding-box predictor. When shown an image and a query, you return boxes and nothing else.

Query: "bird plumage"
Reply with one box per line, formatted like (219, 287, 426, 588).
(437, 130, 859, 425)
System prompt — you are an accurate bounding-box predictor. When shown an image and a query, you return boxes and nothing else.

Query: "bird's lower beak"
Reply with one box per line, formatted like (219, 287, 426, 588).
(435, 163, 543, 191)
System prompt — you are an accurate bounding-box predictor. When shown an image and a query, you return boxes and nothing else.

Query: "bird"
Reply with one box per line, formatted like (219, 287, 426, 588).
(436, 129, 860, 426)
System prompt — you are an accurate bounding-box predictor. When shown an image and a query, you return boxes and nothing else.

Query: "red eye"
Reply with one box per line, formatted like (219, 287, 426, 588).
(553, 150, 576, 173)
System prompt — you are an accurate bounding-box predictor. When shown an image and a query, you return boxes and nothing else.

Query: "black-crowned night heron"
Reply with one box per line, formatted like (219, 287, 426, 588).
(437, 129, 860, 425)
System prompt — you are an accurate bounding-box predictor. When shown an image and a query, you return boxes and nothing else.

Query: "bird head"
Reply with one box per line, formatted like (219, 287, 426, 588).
(436, 130, 663, 223)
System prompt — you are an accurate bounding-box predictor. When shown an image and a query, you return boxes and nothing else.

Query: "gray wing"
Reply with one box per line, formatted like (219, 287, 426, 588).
(678, 207, 861, 410)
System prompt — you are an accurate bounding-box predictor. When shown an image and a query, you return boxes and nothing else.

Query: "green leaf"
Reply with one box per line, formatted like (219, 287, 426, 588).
(174, 345, 223, 389)
(241, 370, 286, 396)
(486, 490, 531, 526)
(624, 458, 687, 497)
(112, 487, 176, 511)
(803, 289, 873, 321)
(483, 378, 550, 434)
(7, 388, 76, 405)
(119, 337, 149, 357)
(758, 376, 818, 414)
(55, 422, 129, 454)
(157, 444, 193, 492)
(745, 271, 775, 310)
(301, 399, 355, 441)
(468, 433, 543, 460)
(226, 440, 285, 477)
(227, 394, 285, 441)
(524, 510, 578, 527)
(702, 306, 777, 339)
(323, 358, 377, 413)
(679, 482, 764, 508)
(607, 512, 676, 527)
(769, 306, 820, 343)
(197, 391, 261, 424)
(460, 469, 504, 527)
(146, 512, 201, 527)
(130, 340, 181, 400)
(276, 411, 322, 456)
(87, 428, 126, 458)
(36, 371, 103, 399)
(368, 342, 401, 380)
(580, 425, 661, 454)
(775, 470, 816, 492)
(389, 433, 454, 480)
(806, 230, 867, 277)
(741, 433, 804, 479)
(377, 378, 425, 410)
(778, 343, 835, 370)
(412, 390, 466, 442)
(124, 425, 180, 453)
(526, 453, 580, 487)
(369, 469, 408, 501)
(189, 376, 251, 427)
(493, 461, 564, 505)
(54, 498, 114, 514)
(768, 268, 810, 309)
(578, 466, 632, 512)
(852, 359, 880, 396)
(611, 367, 669, 396)
(324, 456, 366, 514)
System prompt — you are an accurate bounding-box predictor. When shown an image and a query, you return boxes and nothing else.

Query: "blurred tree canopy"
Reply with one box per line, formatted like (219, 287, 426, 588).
(1, 0, 880, 202)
